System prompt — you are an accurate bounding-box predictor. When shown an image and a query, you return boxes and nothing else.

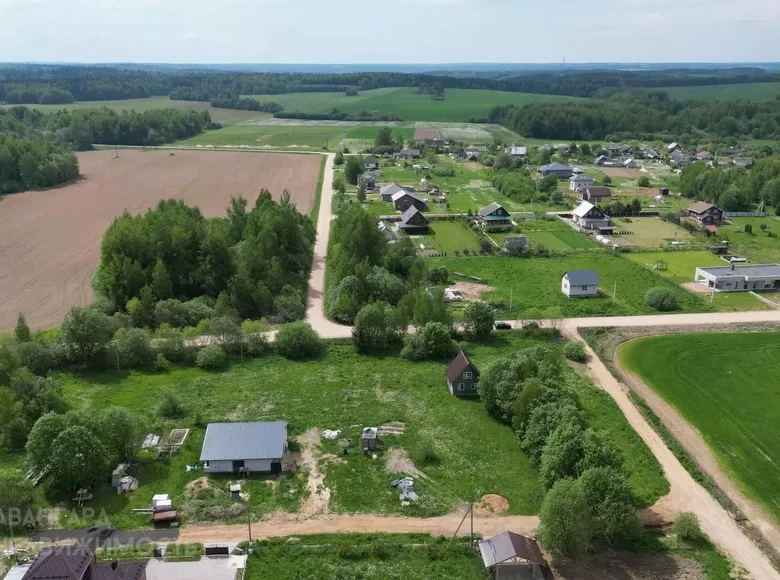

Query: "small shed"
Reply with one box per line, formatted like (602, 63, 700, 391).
(362, 427, 381, 452)
(479, 532, 551, 580)
(111, 464, 130, 488)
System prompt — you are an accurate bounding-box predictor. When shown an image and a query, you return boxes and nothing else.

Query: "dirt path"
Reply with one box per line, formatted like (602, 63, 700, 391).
(296, 429, 331, 520)
(571, 328, 780, 580)
(305, 153, 351, 338)
(615, 343, 780, 554)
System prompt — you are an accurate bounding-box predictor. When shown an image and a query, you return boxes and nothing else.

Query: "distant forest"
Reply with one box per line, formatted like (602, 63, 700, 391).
(2, 65, 780, 105)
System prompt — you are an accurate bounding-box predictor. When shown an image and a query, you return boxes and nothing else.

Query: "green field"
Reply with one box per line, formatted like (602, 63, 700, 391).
(611, 217, 693, 247)
(619, 332, 780, 524)
(245, 87, 579, 122)
(1, 96, 265, 125)
(244, 534, 482, 580)
(432, 254, 711, 319)
(421, 221, 483, 254)
(725, 217, 780, 263)
(660, 82, 780, 102)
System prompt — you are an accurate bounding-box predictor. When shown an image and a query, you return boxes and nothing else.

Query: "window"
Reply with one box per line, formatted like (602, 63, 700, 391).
(463, 372, 472, 380)
(204, 461, 209, 468)
(581, 285, 588, 290)
(457, 383, 465, 391)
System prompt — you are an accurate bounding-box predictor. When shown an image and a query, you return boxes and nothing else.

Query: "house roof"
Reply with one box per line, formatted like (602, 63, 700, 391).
(445, 351, 479, 384)
(697, 264, 780, 280)
(572, 201, 596, 218)
(23, 547, 94, 580)
(695, 151, 712, 159)
(392, 190, 424, 203)
(570, 173, 595, 182)
(688, 201, 717, 214)
(380, 183, 405, 197)
(364, 155, 379, 164)
(91, 561, 148, 580)
(478, 532, 549, 569)
(508, 146, 527, 155)
(399, 149, 420, 156)
(667, 142, 679, 150)
(478, 202, 505, 217)
(400, 206, 428, 225)
(564, 270, 599, 286)
(585, 187, 612, 198)
(595, 155, 613, 162)
(538, 163, 571, 172)
(734, 157, 753, 166)
(200, 421, 287, 462)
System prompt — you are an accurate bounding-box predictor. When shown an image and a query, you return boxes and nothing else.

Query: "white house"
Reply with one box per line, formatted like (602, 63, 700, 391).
(569, 173, 595, 192)
(572, 201, 611, 230)
(694, 264, 780, 292)
(200, 421, 287, 474)
(561, 270, 599, 298)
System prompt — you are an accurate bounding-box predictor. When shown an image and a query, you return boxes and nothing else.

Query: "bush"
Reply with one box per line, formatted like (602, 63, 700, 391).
(401, 322, 456, 361)
(158, 391, 185, 418)
(352, 302, 401, 353)
(563, 341, 588, 363)
(196, 345, 228, 370)
(674, 512, 701, 541)
(637, 176, 651, 187)
(645, 287, 678, 312)
(115, 327, 155, 368)
(155, 353, 172, 372)
(275, 322, 324, 360)
(16, 341, 53, 376)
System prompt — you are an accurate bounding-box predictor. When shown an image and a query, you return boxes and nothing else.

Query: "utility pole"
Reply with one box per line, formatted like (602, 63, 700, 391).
(613, 281, 617, 301)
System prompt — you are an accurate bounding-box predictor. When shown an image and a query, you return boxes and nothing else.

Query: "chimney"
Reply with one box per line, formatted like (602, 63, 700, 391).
(111, 560, 118, 570)
(731, 263, 735, 271)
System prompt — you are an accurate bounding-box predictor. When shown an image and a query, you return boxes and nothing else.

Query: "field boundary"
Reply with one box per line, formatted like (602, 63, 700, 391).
(92, 144, 326, 156)
(587, 325, 780, 568)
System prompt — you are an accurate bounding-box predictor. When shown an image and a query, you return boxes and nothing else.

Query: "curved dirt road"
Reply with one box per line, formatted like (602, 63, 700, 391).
(572, 329, 780, 580)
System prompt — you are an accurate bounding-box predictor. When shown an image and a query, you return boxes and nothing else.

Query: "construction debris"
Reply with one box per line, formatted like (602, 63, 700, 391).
(323, 429, 341, 440)
(391, 476, 419, 503)
(141, 434, 161, 449)
(118, 476, 138, 494)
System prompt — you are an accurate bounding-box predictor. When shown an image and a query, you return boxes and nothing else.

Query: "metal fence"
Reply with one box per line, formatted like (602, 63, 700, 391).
(724, 211, 767, 218)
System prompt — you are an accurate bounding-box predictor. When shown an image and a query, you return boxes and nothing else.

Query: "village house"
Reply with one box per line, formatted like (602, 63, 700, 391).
(377, 220, 396, 241)
(392, 190, 427, 212)
(594, 155, 614, 167)
(477, 202, 512, 226)
(479, 532, 551, 580)
(621, 158, 639, 169)
(572, 201, 611, 230)
(688, 201, 724, 226)
(398, 206, 430, 234)
(445, 351, 480, 397)
(464, 147, 481, 161)
(695, 151, 714, 161)
(734, 157, 754, 168)
(413, 128, 445, 148)
(394, 149, 421, 160)
(695, 264, 780, 292)
(670, 149, 690, 166)
(561, 270, 600, 298)
(642, 147, 660, 160)
(200, 421, 287, 474)
(358, 172, 376, 191)
(380, 182, 407, 202)
(581, 186, 612, 202)
(363, 155, 379, 171)
(537, 163, 573, 179)
(508, 146, 527, 157)
(569, 173, 595, 192)
(667, 142, 681, 153)
(605, 142, 630, 157)
(21, 546, 148, 580)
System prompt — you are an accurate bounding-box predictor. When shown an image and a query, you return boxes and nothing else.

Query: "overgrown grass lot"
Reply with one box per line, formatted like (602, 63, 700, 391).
(0, 335, 666, 529)
(431, 254, 710, 319)
(243, 87, 579, 122)
(243, 534, 482, 580)
(619, 332, 780, 524)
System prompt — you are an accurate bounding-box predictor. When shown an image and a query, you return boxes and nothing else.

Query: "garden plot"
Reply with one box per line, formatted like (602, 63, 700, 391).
(609, 217, 693, 247)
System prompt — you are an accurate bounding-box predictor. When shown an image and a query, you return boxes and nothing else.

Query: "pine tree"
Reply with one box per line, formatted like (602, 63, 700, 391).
(14, 313, 31, 342)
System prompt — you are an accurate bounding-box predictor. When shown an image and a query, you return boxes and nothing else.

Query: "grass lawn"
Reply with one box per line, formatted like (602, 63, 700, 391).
(1, 96, 266, 125)
(724, 217, 780, 263)
(659, 82, 780, 102)
(619, 332, 780, 524)
(177, 124, 353, 149)
(431, 254, 711, 319)
(421, 221, 482, 254)
(247, 87, 580, 123)
(244, 534, 482, 580)
(611, 217, 693, 247)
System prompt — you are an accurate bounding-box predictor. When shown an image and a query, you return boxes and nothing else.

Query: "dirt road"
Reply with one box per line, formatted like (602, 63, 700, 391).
(305, 153, 351, 338)
(572, 329, 780, 580)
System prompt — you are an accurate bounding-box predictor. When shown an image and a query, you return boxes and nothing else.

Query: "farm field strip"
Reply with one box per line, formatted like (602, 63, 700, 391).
(0, 149, 322, 330)
(619, 332, 780, 524)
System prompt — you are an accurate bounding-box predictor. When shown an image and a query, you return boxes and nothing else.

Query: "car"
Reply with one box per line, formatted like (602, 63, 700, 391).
(494, 321, 513, 330)
(521, 320, 540, 329)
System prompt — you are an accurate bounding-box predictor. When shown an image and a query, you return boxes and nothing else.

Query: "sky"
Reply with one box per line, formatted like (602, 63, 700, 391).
(1, 0, 779, 64)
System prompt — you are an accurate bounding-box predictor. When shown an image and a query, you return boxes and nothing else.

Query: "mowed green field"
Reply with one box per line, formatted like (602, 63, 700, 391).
(1, 96, 265, 125)
(619, 332, 780, 523)
(660, 82, 780, 102)
(432, 254, 710, 319)
(246, 87, 579, 122)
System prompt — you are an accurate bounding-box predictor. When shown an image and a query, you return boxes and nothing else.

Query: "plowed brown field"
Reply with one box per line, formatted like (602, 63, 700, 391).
(0, 149, 322, 329)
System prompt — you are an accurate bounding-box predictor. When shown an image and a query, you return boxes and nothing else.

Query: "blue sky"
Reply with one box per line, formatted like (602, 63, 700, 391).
(1, 0, 778, 64)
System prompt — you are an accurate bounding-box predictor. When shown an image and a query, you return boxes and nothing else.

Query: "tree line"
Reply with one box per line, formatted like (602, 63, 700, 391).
(488, 90, 780, 141)
(4, 65, 780, 106)
(0, 136, 79, 193)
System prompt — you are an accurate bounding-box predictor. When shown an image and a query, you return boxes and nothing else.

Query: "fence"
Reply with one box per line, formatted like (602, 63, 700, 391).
(724, 211, 767, 218)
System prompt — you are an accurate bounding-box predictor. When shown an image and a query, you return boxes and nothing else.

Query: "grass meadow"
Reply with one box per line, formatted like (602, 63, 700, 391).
(619, 332, 780, 524)
(244, 87, 580, 122)
(0, 335, 667, 529)
(1, 96, 266, 125)
(659, 82, 780, 102)
(432, 254, 711, 319)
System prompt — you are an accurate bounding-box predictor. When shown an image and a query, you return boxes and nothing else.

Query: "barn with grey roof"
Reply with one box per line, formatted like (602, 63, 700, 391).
(200, 421, 287, 474)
